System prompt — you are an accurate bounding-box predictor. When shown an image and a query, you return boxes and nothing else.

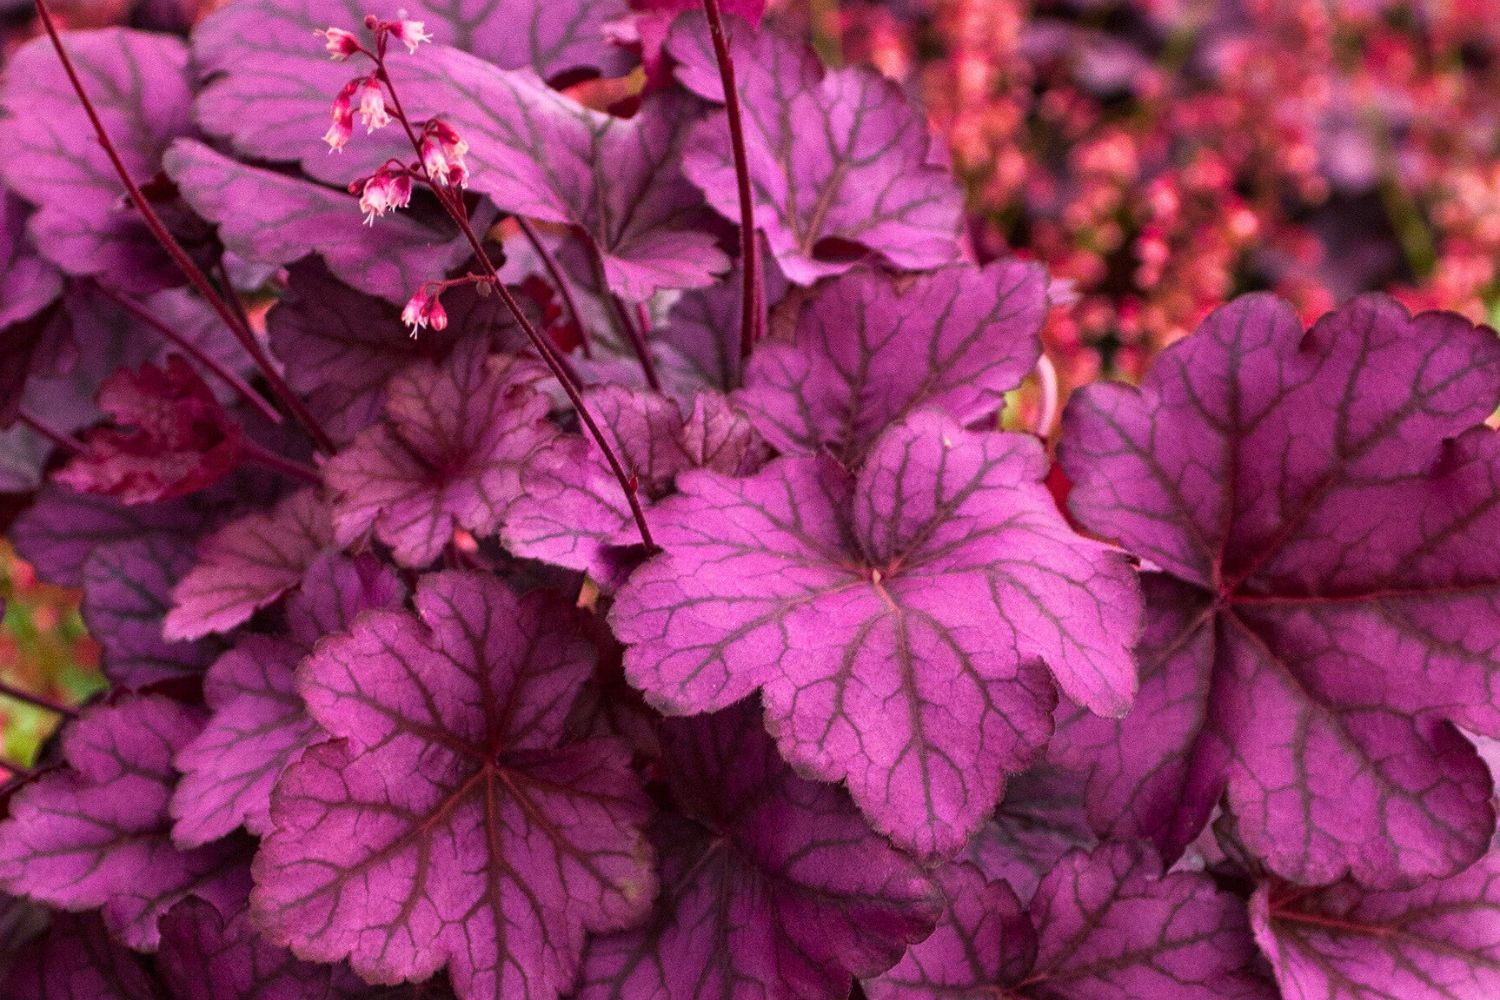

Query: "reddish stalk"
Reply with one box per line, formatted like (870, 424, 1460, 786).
(34, 0, 335, 456)
(241, 439, 322, 486)
(0, 678, 77, 719)
(516, 216, 593, 359)
(701, 0, 762, 366)
(17, 407, 83, 453)
(375, 58, 655, 550)
(98, 286, 282, 424)
(612, 291, 662, 392)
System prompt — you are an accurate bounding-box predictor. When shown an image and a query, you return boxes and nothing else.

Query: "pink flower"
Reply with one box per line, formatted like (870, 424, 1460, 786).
(402, 286, 447, 336)
(324, 78, 360, 151)
(357, 78, 391, 133)
(316, 27, 362, 60)
(387, 15, 433, 54)
(358, 168, 414, 224)
(420, 120, 470, 187)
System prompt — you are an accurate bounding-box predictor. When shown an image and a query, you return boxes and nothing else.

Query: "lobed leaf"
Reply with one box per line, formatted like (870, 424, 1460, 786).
(1057, 293, 1500, 886)
(612, 411, 1140, 857)
(252, 572, 656, 1000)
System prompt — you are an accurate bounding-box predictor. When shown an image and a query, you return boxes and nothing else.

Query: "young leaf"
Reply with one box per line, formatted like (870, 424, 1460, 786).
(165, 489, 333, 641)
(0, 30, 195, 294)
(575, 700, 941, 999)
(866, 842, 1272, 1000)
(324, 342, 555, 567)
(655, 257, 789, 393)
(736, 262, 1046, 463)
(0, 697, 248, 951)
(668, 16, 964, 284)
(252, 572, 656, 1000)
(83, 536, 225, 688)
(193, 0, 633, 168)
(55, 356, 247, 506)
(171, 554, 406, 847)
(506, 388, 767, 587)
(611, 412, 1140, 857)
(1, 912, 157, 1000)
(1058, 293, 1500, 887)
(1251, 852, 1500, 1000)
(163, 140, 476, 304)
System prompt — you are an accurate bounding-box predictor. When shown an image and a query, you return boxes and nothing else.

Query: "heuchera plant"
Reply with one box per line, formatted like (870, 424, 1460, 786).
(1, 1, 1499, 998)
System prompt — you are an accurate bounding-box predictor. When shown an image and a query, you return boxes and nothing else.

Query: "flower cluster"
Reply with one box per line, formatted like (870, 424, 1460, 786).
(0, 3, 1499, 1000)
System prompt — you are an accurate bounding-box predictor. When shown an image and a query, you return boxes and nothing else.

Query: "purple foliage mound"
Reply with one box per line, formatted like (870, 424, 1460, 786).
(1, 2, 1499, 999)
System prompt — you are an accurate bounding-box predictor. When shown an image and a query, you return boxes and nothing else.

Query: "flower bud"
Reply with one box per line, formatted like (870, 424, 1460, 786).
(316, 27, 361, 60)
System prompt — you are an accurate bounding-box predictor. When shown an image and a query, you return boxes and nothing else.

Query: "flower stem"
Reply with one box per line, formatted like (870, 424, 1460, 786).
(17, 407, 83, 453)
(33, 0, 335, 456)
(516, 216, 593, 359)
(242, 439, 322, 486)
(612, 291, 662, 392)
(97, 285, 282, 425)
(701, 0, 762, 367)
(0, 678, 77, 719)
(377, 61, 655, 550)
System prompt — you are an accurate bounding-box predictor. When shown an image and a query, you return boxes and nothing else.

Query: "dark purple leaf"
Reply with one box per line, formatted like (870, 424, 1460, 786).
(506, 388, 767, 587)
(1251, 852, 1500, 1000)
(1, 186, 62, 330)
(611, 412, 1140, 856)
(736, 262, 1046, 463)
(323, 342, 556, 567)
(83, 536, 224, 688)
(162, 140, 477, 304)
(193, 0, 633, 167)
(171, 554, 406, 847)
(252, 572, 655, 1000)
(1, 912, 158, 1000)
(654, 256, 789, 393)
(0, 29, 195, 294)
(266, 263, 519, 446)
(575, 700, 940, 999)
(867, 842, 1273, 1000)
(668, 16, 964, 284)
(1057, 293, 1500, 886)
(157, 895, 335, 1000)
(0, 697, 248, 951)
(965, 763, 1097, 903)
(164, 488, 333, 642)
(11, 484, 216, 588)
(55, 356, 246, 506)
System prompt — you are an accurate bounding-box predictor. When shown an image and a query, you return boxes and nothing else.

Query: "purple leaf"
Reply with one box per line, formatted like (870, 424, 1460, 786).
(655, 257, 789, 393)
(83, 536, 224, 688)
(867, 842, 1272, 1000)
(252, 572, 656, 1000)
(157, 895, 336, 1000)
(391, 58, 729, 302)
(611, 412, 1140, 856)
(0, 29, 195, 294)
(668, 16, 964, 284)
(1251, 852, 1500, 1000)
(324, 342, 556, 567)
(575, 700, 940, 999)
(737, 262, 1046, 463)
(266, 263, 520, 445)
(171, 554, 407, 847)
(965, 764, 1097, 903)
(193, 0, 633, 167)
(1, 186, 62, 330)
(11, 484, 217, 588)
(162, 140, 476, 304)
(1057, 293, 1500, 886)
(164, 489, 333, 642)
(0, 697, 248, 951)
(1, 912, 158, 1000)
(506, 388, 767, 587)
(55, 356, 247, 506)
